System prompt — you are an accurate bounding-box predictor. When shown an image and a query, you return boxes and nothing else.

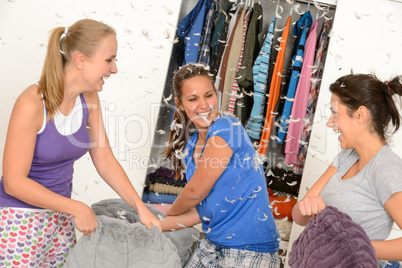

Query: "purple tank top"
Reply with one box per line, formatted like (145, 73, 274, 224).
(0, 94, 90, 209)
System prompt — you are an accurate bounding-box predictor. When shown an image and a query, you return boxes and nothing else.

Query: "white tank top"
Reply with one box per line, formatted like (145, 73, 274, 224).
(37, 94, 83, 136)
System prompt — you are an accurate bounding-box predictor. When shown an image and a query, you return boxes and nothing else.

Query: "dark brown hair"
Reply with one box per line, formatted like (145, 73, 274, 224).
(163, 63, 216, 179)
(329, 74, 402, 141)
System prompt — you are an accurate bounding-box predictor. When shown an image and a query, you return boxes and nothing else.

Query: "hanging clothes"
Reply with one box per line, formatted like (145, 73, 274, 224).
(234, 3, 263, 125)
(284, 20, 319, 165)
(245, 16, 276, 140)
(274, 12, 312, 127)
(258, 16, 292, 155)
(209, 1, 234, 69)
(176, 0, 211, 66)
(221, 7, 247, 112)
(210, 1, 235, 77)
(236, 3, 263, 89)
(227, 8, 252, 114)
(198, 0, 220, 66)
(276, 11, 313, 144)
(214, 5, 243, 91)
(293, 19, 331, 174)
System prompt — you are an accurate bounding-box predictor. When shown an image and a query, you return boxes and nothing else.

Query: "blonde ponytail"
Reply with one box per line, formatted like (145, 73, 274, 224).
(37, 19, 116, 120)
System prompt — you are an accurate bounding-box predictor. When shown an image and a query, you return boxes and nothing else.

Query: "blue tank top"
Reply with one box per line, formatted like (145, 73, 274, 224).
(0, 94, 90, 209)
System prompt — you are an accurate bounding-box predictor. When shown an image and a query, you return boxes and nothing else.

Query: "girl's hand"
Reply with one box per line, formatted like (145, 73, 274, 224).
(72, 202, 98, 236)
(138, 206, 162, 231)
(298, 196, 326, 218)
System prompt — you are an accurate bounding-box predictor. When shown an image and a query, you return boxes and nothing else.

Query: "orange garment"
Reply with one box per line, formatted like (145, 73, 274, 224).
(258, 16, 291, 155)
(268, 188, 297, 221)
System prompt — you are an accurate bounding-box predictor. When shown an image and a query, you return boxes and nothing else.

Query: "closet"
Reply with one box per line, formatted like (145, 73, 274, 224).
(142, 0, 402, 267)
(142, 0, 336, 266)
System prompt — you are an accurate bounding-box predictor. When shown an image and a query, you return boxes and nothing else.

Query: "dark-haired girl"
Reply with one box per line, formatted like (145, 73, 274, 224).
(161, 63, 280, 268)
(293, 74, 402, 263)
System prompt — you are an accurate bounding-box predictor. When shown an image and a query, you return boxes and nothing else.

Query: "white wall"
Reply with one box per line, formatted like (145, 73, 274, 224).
(286, 0, 402, 266)
(0, 0, 181, 208)
(2, 0, 402, 259)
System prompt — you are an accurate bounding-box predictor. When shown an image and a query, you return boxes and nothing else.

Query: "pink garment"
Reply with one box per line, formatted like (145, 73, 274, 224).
(285, 20, 319, 164)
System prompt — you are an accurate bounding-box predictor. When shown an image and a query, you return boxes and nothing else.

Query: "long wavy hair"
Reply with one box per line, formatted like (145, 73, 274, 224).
(163, 63, 217, 179)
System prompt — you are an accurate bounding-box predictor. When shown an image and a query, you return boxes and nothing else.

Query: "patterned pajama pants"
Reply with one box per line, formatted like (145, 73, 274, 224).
(185, 238, 281, 268)
(0, 207, 76, 268)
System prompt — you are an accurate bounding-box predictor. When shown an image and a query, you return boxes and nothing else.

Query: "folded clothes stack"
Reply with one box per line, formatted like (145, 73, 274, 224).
(142, 166, 187, 213)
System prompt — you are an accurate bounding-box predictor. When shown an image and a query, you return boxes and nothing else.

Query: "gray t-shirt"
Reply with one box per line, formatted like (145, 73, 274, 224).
(320, 145, 402, 240)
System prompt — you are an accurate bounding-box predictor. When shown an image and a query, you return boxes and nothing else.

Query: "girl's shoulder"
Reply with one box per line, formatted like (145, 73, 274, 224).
(16, 84, 43, 114)
(11, 84, 44, 132)
(372, 145, 402, 172)
(19, 83, 42, 104)
(211, 113, 240, 128)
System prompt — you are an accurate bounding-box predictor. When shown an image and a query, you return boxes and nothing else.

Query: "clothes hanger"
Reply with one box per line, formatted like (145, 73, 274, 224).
(290, 0, 294, 16)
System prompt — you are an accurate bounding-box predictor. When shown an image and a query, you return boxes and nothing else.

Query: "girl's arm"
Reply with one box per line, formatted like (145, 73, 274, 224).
(166, 135, 233, 216)
(2, 87, 96, 236)
(84, 92, 161, 230)
(371, 192, 402, 261)
(161, 208, 201, 232)
(292, 164, 337, 226)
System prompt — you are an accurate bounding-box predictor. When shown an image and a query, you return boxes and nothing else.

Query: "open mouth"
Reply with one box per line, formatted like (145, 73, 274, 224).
(101, 76, 109, 84)
(197, 111, 211, 122)
(197, 105, 214, 122)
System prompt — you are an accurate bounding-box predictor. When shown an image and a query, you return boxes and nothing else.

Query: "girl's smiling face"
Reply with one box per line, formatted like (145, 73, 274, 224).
(176, 75, 218, 131)
(82, 34, 118, 92)
(326, 94, 359, 149)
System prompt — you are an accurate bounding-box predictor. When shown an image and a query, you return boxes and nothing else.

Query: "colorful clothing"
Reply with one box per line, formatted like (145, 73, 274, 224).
(246, 16, 276, 140)
(293, 20, 331, 175)
(258, 16, 292, 155)
(228, 8, 252, 114)
(220, 7, 247, 112)
(276, 12, 313, 144)
(283, 20, 319, 164)
(0, 207, 76, 268)
(234, 4, 263, 125)
(0, 93, 90, 266)
(184, 115, 279, 253)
